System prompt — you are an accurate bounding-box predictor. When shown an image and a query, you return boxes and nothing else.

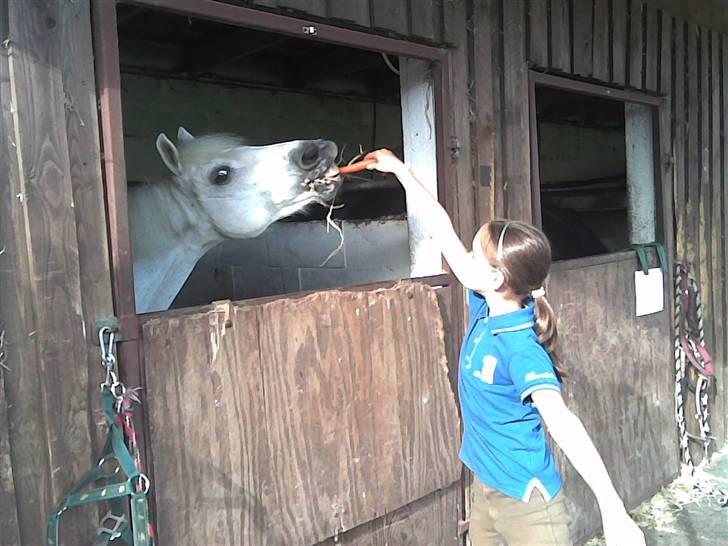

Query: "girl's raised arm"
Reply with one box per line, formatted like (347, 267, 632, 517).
(364, 149, 483, 289)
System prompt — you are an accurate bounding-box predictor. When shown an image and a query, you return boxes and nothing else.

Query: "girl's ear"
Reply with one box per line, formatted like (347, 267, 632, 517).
(156, 132, 183, 177)
(492, 269, 506, 291)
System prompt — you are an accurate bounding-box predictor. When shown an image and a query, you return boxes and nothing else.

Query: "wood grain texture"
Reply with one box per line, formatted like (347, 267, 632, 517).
(550, 0, 571, 72)
(527, 0, 548, 67)
(473, 0, 497, 224)
(593, 0, 610, 81)
(143, 284, 460, 545)
(673, 20, 687, 263)
(644, 5, 659, 91)
(327, 0, 371, 27)
(721, 33, 728, 443)
(0, 1, 97, 543)
(629, 0, 644, 88)
(612, 0, 629, 84)
(277, 0, 327, 17)
(548, 257, 677, 544)
(0, 367, 21, 546)
(572, 0, 594, 76)
(502, 0, 531, 222)
(60, 0, 114, 456)
(372, 0, 409, 35)
(410, 0, 441, 41)
(699, 28, 713, 355)
(709, 30, 725, 446)
(686, 24, 699, 276)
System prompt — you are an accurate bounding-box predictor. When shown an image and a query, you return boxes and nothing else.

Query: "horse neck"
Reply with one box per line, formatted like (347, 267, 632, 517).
(129, 178, 222, 261)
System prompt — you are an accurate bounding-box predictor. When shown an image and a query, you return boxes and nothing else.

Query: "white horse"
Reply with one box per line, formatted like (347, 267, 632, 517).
(129, 127, 340, 313)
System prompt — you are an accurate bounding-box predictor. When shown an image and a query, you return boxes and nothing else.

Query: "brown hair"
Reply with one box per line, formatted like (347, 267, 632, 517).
(479, 219, 565, 378)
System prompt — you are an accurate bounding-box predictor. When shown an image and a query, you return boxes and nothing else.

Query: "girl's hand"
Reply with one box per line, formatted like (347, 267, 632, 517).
(363, 149, 408, 176)
(602, 509, 645, 546)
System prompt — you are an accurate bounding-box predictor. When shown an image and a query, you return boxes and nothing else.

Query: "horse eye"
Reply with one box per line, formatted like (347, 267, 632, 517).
(211, 166, 232, 185)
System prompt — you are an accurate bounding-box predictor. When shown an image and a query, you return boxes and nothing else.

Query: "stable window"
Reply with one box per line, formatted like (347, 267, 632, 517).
(529, 74, 662, 262)
(95, 1, 450, 316)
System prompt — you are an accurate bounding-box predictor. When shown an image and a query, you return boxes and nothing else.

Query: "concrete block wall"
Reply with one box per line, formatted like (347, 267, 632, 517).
(172, 219, 411, 308)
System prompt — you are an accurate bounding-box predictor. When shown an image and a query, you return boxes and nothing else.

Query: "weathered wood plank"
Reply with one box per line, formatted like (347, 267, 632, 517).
(410, 0, 439, 41)
(612, 0, 628, 85)
(658, 8, 674, 306)
(572, 0, 594, 76)
(61, 0, 114, 455)
(699, 27, 713, 363)
(686, 24, 699, 277)
(722, 33, 728, 443)
(372, 0, 409, 35)
(593, 0, 610, 81)
(276, 0, 327, 17)
(315, 485, 459, 545)
(502, 0, 531, 221)
(473, 0, 497, 224)
(328, 0, 370, 27)
(550, 0, 571, 73)
(0, 2, 96, 542)
(673, 21, 687, 263)
(0, 363, 22, 546)
(644, 5, 659, 91)
(528, 0, 548, 67)
(710, 30, 725, 446)
(143, 285, 460, 545)
(491, 0, 506, 219)
(629, 0, 644, 88)
(444, 0, 476, 243)
(549, 258, 676, 543)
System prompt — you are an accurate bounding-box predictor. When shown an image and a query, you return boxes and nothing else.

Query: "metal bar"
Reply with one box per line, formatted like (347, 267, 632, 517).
(530, 70, 664, 106)
(124, 0, 447, 61)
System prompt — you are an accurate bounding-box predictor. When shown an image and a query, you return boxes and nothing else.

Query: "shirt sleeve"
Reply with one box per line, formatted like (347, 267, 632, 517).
(508, 347, 561, 403)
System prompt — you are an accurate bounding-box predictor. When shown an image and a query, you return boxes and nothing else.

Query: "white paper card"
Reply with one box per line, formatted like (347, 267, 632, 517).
(634, 267, 664, 316)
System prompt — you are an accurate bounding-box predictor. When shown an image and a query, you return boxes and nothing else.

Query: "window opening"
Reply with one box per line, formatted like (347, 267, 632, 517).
(115, 4, 442, 313)
(534, 85, 657, 261)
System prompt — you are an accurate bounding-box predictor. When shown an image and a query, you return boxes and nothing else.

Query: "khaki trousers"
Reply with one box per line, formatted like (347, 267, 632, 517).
(468, 475, 572, 546)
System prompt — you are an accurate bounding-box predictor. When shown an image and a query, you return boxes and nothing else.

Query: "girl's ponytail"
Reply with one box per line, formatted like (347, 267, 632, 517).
(534, 295, 566, 379)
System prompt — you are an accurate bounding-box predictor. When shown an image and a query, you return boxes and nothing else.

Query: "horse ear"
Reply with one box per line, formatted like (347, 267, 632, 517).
(156, 133, 183, 177)
(177, 126, 194, 143)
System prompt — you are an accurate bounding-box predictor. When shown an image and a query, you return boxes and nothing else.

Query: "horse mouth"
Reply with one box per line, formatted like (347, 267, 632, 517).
(303, 165, 341, 197)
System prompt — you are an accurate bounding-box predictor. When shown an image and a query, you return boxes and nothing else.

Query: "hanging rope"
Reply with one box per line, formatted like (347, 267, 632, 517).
(47, 327, 155, 545)
(673, 262, 727, 507)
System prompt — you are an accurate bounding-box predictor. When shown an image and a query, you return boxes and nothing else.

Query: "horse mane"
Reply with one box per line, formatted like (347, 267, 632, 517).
(177, 134, 247, 168)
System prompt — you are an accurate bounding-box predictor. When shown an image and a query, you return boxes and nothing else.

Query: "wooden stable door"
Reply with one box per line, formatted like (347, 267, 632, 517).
(140, 283, 461, 545)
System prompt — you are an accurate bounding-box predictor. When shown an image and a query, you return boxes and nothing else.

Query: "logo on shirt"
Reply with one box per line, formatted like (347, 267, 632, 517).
(524, 371, 556, 382)
(474, 355, 498, 384)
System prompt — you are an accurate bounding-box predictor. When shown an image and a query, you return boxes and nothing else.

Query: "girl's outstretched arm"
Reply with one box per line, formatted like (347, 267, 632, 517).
(363, 149, 483, 289)
(531, 389, 646, 546)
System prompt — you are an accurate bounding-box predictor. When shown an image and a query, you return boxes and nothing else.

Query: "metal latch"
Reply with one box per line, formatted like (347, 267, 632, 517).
(92, 317, 122, 345)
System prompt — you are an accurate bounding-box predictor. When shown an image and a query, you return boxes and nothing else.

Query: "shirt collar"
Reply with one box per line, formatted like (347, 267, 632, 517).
(477, 300, 536, 334)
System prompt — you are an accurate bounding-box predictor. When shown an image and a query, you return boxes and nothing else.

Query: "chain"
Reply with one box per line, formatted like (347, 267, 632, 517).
(673, 263, 727, 506)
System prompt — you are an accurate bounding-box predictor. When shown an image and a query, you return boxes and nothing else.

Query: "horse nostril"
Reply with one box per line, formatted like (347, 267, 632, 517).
(299, 144, 321, 169)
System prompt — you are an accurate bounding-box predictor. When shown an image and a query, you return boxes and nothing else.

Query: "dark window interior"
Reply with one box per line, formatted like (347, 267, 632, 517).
(117, 4, 405, 221)
(535, 86, 630, 261)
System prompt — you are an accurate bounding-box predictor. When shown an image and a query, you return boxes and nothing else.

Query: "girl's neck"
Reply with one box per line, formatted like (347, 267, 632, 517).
(483, 292, 523, 316)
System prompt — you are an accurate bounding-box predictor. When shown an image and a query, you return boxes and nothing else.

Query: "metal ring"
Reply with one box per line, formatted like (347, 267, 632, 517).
(136, 473, 151, 494)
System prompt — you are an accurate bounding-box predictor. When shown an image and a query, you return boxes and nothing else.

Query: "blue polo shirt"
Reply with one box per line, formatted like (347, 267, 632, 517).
(459, 289, 563, 502)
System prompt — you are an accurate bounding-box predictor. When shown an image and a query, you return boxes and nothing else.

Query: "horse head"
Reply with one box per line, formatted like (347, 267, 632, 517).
(155, 126, 341, 238)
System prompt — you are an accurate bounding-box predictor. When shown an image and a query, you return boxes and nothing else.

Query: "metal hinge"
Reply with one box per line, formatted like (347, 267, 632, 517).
(458, 519, 470, 537)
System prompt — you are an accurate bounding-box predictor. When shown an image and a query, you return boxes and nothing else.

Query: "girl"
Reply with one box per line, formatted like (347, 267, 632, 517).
(363, 149, 645, 546)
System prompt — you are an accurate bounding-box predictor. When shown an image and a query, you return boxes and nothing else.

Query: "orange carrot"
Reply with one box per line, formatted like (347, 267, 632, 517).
(337, 158, 376, 174)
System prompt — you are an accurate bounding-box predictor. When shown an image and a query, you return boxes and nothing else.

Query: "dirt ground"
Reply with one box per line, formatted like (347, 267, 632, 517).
(585, 447, 728, 545)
